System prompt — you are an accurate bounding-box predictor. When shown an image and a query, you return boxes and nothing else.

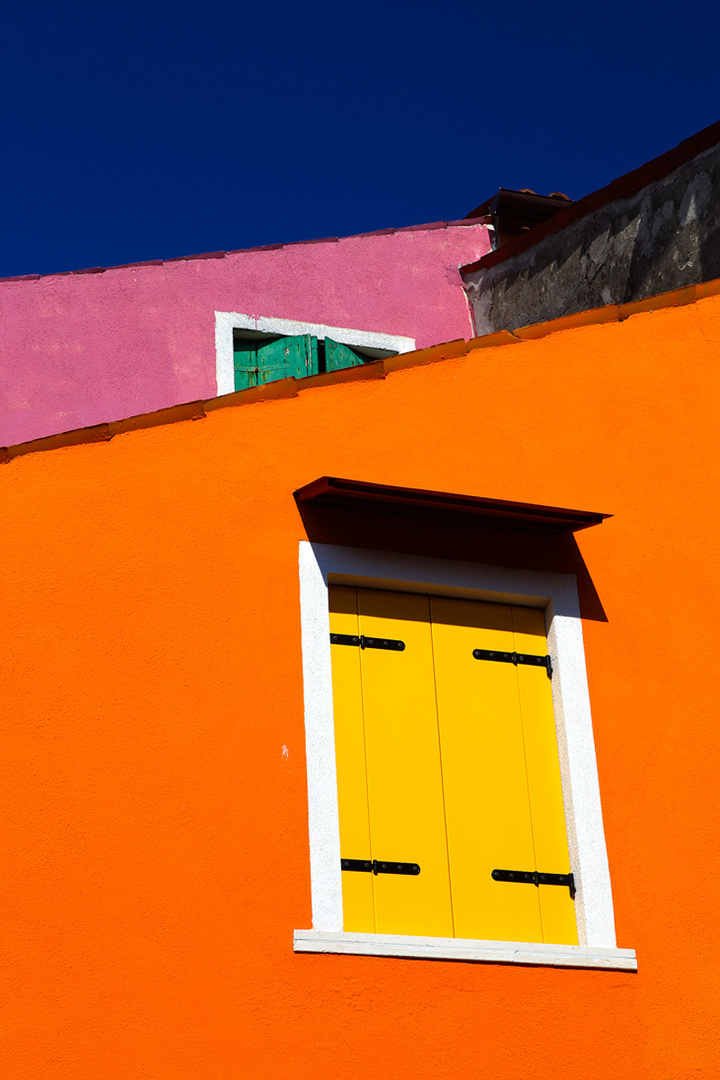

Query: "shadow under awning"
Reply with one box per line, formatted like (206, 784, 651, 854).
(294, 477, 611, 623)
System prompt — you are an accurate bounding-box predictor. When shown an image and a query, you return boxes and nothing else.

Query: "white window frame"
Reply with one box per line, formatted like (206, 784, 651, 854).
(215, 312, 416, 396)
(294, 541, 637, 972)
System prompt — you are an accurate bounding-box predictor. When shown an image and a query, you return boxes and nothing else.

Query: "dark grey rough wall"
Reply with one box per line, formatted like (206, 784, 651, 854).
(464, 141, 720, 334)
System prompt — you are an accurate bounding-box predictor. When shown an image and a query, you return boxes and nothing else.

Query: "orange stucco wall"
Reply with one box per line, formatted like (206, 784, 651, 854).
(1, 292, 719, 1079)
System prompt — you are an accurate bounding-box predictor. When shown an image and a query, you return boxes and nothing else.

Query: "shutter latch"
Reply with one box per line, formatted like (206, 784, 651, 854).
(342, 859, 421, 876)
(492, 867, 575, 899)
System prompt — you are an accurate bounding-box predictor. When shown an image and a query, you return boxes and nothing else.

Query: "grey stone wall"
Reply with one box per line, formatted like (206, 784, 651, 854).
(464, 141, 720, 334)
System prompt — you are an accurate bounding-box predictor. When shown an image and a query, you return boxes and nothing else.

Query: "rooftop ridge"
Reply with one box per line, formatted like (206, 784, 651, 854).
(3, 275, 717, 464)
(0, 217, 488, 287)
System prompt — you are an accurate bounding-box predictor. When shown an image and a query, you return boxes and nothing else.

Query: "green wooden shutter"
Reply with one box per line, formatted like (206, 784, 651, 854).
(234, 335, 319, 391)
(255, 335, 316, 384)
(233, 339, 260, 391)
(325, 338, 366, 373)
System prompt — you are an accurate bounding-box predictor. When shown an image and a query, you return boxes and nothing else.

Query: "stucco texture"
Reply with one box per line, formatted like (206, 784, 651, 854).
(1, 292, 719, 1077)
(0, 223, 489, 446)
(464, 139, 720, 334)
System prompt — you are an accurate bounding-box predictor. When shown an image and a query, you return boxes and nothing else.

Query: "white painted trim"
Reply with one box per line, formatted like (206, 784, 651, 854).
(298, 541, 344, 932)
(298, 542, 623, 956)
(293, 930, 637, 972)
(215, 312, 416, 396)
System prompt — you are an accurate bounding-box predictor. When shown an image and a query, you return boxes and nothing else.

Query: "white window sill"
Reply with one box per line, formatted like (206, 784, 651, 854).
(294, 930, 637, 972)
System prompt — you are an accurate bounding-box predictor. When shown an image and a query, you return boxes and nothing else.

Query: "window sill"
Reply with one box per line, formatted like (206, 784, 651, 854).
(294, 930, 637, 971)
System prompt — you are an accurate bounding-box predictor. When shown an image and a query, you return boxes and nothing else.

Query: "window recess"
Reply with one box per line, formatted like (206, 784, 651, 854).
(295, 534, 636, 971)
(233, 333, 397, 391)
(215, 314, 416, 397)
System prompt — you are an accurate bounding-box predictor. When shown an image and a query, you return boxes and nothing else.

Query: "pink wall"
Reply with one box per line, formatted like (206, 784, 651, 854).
(0, 222, 489, 446)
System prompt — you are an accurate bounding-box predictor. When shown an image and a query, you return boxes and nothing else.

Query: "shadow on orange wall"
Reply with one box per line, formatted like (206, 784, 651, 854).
(295, 501, 607, 622)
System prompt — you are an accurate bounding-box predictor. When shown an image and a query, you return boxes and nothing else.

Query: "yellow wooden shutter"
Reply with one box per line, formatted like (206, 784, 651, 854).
(430, 596, 544, 943)
(512, 605, 577, 945)
(356, 589, 453, 937)
(329, 586, 375, 932)
(329, 587, 576, 945)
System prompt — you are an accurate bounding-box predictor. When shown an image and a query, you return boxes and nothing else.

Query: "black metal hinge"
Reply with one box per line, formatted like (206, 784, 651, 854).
(492, 867, 575, 899)
(342, 858, 421, 876)
(473, 648, 552, 678)
(330, 634, 405, 652)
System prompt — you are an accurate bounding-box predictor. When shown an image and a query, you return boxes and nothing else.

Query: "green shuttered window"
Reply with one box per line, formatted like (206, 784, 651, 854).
(233, 334, 369, 392)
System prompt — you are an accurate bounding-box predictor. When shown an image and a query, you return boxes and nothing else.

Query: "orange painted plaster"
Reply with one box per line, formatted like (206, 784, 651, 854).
(1, 290, 719, 1078)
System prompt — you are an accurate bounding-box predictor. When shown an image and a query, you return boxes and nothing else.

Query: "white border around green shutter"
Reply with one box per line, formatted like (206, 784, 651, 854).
(215, 312, 416, 396)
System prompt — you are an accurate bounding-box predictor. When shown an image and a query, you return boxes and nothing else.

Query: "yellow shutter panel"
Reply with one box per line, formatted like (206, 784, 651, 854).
(329, 587, 576, 946)
(357, 589, 454, 938)
(512, 606, 578, 945)
(430, 597, 543, 943)
(329, 586, 375, 932)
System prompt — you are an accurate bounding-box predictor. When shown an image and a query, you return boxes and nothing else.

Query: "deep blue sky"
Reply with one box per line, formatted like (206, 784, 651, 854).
(1, 0, 719, 277)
